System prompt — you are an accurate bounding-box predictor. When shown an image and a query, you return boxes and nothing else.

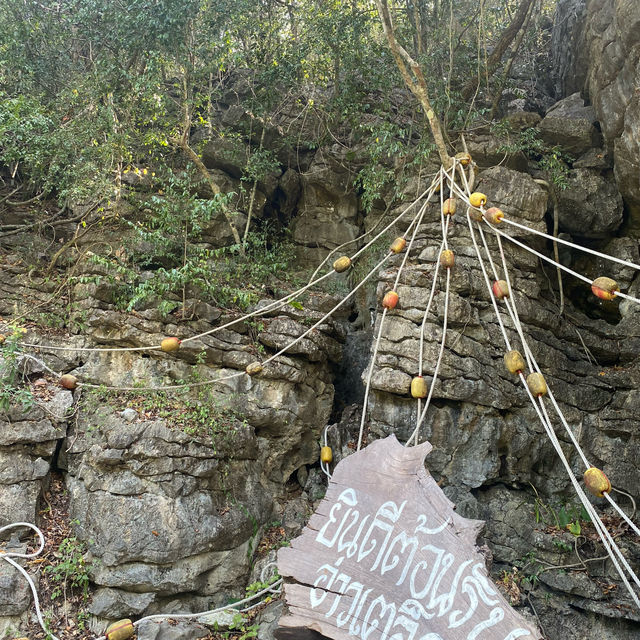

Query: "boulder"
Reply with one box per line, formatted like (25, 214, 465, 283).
(291, 145, 360, 265)
(538, 93, 602, 155)
(556, 168, 623, 237)
(466, 133, 529, 172)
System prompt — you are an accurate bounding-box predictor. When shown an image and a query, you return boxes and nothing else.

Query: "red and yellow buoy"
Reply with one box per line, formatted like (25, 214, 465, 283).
(382, 291, 399, 310)
(492, 280, 509, 300)
(390, 237, 407, 254)
(160, 337, 181, 353)
(504, 350, 526, 375)
(333, 256, 352, 273)
(484, 207, 504, 224)
(583, 467, 611, 498)
(591, 277, 619, 301)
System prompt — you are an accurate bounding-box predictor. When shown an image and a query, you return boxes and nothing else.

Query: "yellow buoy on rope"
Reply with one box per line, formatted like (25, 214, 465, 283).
(526, 372, 547, 397)
(443, 198, 456, 216)
(105, 619, 135, 640)
(333, 256, 352, 273)
(320, 446, 333, 464)
(439, 250, 455, 269)
(390, 237, 407, 254)
(455, 151, 472, 166)
(469, 192, 487, 208)
(584, 467, 612, 498)
(504, 350, 525, 375)
(246, 362, 263, 376)
(410, 376, 428, 398)
(161, 337, 181, 353)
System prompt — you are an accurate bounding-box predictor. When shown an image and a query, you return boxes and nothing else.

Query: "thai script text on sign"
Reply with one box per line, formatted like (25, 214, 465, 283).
(309, 487, 531, 640)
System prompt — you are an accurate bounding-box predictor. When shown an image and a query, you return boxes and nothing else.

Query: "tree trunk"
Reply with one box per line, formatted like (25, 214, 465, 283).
(461, 0, 535, 100)
(172, 138, 244, 253)
(374, 0, 453, 168)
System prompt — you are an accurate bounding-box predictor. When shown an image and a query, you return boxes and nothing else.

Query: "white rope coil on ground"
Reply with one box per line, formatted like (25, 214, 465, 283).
(0, 521, 281, 640)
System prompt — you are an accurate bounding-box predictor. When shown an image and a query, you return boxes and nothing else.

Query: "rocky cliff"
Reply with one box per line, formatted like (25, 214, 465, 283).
(2, 4, 640, 639)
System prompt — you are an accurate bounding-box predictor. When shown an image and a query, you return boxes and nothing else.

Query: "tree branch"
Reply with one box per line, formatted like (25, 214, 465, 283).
(374, 0, 452, 168)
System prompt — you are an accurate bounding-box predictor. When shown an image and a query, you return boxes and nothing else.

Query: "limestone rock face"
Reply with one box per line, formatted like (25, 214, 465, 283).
(0, 396, 69, 525)
(556, 167, 624, 237)
(0, 268, 341, 625)
(538, 92, 602, 155)
(291, 145, 360, 265)
(359, 165, 640, 630)
(556, 0, 640, 215)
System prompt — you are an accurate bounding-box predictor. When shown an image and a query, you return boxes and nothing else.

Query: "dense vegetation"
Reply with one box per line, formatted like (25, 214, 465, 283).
(0, 0, 557, 315)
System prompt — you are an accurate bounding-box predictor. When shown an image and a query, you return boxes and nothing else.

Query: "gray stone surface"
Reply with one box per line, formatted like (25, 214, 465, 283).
(539, 93, 602, 155)
(136, 619, 211, 640)
(576, 0, 640, 216)
(89, 587, 156, 618)
(0, 549, 31, 616)
(291, 145, 360, 265)
(556, 168, 624, 237)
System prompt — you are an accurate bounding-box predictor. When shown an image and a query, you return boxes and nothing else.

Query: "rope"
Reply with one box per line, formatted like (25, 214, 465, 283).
(358, 170, 446, 451)
(531, 390, 640, 605)
(320, 424, 331, 479)
(15, 269, 335, 353)
(79, 370, 246, 393)
(306, 173, 439, 285)
(0, 522, 59, 640)
(451, 168, 640, 604)
(28, 243, 396, 394)
(0, 521, 281, 640)
(406, 267, 451, 446)
(466, 210, 512, 350)
(405, 162, 458, 447)
(350, 175, 443, 261)
(262, 252, 392, 369)
(501, 216, 640, 273)
(605, 491, 640, 538)
(414, 234, 447, 445)
(483, 210, 640, 542)
(357, 307, 387, 451)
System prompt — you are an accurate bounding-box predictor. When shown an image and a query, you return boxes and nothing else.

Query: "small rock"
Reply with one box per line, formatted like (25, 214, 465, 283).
(120, 408, 138, 423)
(136, 619, 210, 640)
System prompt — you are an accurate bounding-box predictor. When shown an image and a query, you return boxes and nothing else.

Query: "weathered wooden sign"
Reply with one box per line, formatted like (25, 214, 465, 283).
(276, 435, 542, 640)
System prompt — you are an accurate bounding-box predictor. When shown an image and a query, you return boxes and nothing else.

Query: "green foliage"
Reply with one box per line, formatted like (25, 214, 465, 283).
(44, 536, 91, 601)
(0, 330, 33, 411)
(245, 571, 281, 596)
(114, 388, 247, 439)
(214, 612, 259, 640)
(493, 124, 574, 189)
